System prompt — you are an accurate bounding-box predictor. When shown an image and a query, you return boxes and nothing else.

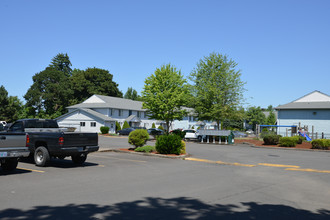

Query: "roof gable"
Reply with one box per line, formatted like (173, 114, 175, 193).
(276, 91, 330, 110)
(83, 95, 106, 103)
(293, 91, 330, 103)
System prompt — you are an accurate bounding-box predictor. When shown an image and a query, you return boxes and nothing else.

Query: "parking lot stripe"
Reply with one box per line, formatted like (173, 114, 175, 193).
(258, 163, 300, 168)
(185, 158, 255, 167)
(285, 168, 330, 174)
(17, 167, 45, 173)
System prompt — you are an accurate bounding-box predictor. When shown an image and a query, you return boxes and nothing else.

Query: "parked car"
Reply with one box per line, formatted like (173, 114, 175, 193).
(147, 128, 164, 136)
(131, 127, 146, 130)
(117, 128, 135, 135)
(183, 129, 197, 140)
(232, 131, 248, 137)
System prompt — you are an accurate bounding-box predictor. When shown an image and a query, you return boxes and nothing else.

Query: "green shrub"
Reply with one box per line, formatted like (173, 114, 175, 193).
(263, 134, 281, 145)
(311, 139, 330, 150)
(181, 140, 186, 155)
(135, 145, 155, 153)
(152, 123, 156, 128)
(122, 121, 130, 129)
(279, 137, 296, 147)
(158, 125, 164, 130)
(116, 121, 122, 131)
(128, 129, 149, 148)
(292, 136, 304, 144)
(260, 130, 276, 139)
(100, 126, 109, 134)
(156, 134, 183, 155)
(171, 129, 186, 139)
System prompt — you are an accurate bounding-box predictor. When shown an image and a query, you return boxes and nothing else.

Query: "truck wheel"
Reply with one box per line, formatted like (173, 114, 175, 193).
(34, 146, 50, 167)
(1, 158, 18, 171)
(71, 154, 87, 165)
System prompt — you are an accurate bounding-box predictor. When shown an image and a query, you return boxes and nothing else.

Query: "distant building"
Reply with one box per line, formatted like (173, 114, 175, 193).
(275, 91, 330, 138)
(56, 94, 212, 133)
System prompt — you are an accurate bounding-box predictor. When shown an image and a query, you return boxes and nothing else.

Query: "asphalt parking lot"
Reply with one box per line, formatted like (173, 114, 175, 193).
(1, 135, 329, 219)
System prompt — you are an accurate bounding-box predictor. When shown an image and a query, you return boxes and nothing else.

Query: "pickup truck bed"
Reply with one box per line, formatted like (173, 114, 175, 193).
(0, 132, 30, 171)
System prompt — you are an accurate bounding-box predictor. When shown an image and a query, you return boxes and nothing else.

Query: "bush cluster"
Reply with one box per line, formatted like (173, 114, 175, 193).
(128, 129, 149, 148)
(263, 134, 281, 145)
(100, 126, 109, 134)
(156, 134, 183, 155)
(134, 145, 156, 153)
(291, 136, 305, 144)
(279, 137, 296, 147)
(311, 139, 330, 150)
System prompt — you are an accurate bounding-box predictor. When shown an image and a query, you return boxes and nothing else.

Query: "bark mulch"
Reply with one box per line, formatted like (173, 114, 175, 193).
(234, 138, 313, 149)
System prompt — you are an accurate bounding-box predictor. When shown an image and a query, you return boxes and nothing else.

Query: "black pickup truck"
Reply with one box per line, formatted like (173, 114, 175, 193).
(7, 119, 99, 167)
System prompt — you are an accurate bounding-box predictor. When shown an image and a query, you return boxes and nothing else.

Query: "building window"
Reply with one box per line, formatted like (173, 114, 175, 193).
(119, 109, 123, 117)
(91, 122, 96, 127)
(109, 109, 112, 116)
(137, 111, 140, 117)
(129, 110, 132, 116)
(80, 122, 85, 127)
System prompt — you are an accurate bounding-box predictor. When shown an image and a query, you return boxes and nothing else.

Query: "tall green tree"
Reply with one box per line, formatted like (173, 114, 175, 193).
(0, 86, 10, 121)
(246, 106, 266, 131)
(70, 67, 123, 104)
(190, 52, 246, 129)
(142, 64, 189, 133)
(124, 87, 139, 100)
(50, 53, 72, 76)
(24, 66, 72, 118)
(0, 86, 24, 122)
(266, 111, 276, 125)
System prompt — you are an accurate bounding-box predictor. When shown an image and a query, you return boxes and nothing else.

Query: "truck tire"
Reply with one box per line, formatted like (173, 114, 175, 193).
(34, 146, 50, 167)
(1, 158, 18, 172)
(71, 153, 87, 165)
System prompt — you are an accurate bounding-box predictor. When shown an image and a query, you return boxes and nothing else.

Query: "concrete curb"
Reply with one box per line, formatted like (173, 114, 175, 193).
(98, 148, 190, 159)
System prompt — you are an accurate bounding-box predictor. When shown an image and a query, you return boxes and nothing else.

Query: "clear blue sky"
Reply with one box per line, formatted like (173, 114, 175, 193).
(1, 0, 330, 108)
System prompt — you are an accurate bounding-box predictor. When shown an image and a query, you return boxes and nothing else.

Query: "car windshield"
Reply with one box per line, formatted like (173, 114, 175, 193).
(185, 130, 195, 133)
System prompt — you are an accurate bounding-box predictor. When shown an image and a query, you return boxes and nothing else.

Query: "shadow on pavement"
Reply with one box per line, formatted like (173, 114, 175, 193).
(0, 197, 329, 220)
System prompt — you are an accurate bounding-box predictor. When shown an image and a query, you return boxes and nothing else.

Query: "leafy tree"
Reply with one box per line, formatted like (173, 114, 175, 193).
(0, 86, 24, 122)
(0, 86, 9, 120)
(152, 123, 156, 128)
(70, 67, 123, 104)
(266, 111, 276, 125)
(246, 106, 266, 131)
(124, 87, 139, 100)
(142, 64, 189, 133)
(24, 67, 72, 117)
(190, 52, 245, 129)
(122, 121, 130, 129)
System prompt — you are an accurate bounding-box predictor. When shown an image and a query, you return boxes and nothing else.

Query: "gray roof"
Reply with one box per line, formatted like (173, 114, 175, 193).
(275, 102, 330, 110)
(56, 108, 114, 122)
(68, 95, 146, 111)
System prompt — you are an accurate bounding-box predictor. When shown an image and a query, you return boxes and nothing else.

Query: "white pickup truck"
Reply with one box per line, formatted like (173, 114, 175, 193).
(0, 132, 30, 172)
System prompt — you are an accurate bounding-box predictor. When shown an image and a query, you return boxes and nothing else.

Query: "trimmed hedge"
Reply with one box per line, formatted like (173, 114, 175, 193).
(311, 139, 330, 150)
(135, 145, 156, 153)
(128, 129, 149, 148)
(279, 137, 296, 147)
(100, 126, 109, 134)
(156, 134, 183, 155)
(263, 134, 281, 145)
